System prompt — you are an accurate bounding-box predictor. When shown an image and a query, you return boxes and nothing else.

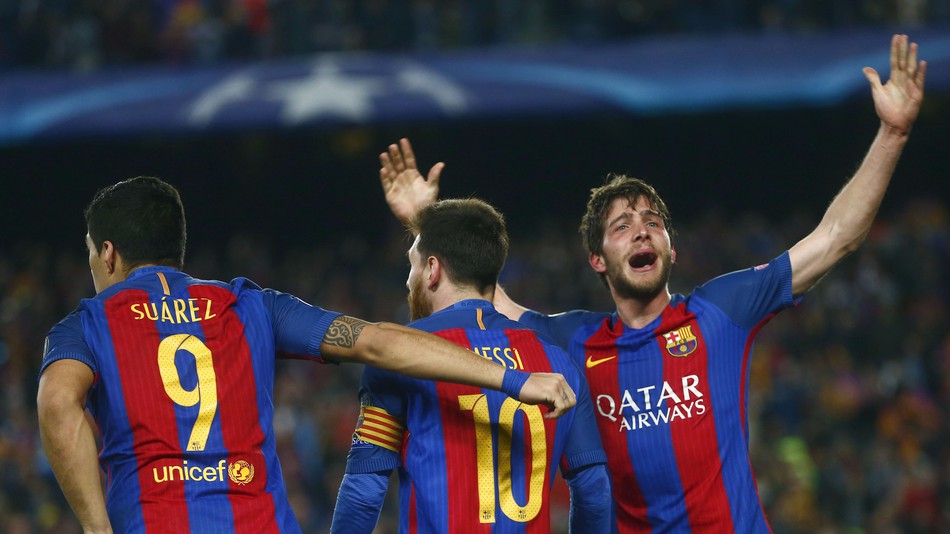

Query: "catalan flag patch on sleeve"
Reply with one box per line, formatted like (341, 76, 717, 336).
(355, 405, 406, 453)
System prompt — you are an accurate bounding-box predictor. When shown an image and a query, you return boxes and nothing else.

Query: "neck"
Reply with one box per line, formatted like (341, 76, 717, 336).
(431, 286, 493, 314)
(613, 288, 672, 329)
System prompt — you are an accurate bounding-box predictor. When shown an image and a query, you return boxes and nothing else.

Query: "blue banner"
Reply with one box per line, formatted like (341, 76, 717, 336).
(2, 29, 949, 144)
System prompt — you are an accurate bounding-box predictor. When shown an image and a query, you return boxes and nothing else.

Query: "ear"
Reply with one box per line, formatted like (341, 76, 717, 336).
(589, 251, 607, 274)
(100, 240, 118, 275)
(426, 255, 441, 290)
(671, 246, 676, 265)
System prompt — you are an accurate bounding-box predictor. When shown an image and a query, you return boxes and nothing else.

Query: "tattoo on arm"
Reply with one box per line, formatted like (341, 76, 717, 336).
(323, 316, 367, 348)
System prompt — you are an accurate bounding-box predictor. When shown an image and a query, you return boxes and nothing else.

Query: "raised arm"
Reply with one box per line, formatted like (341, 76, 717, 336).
(320, 316, 576, 418)
(37, 360, 113, 534)
(788, 34, 926, 296)
(379, 138, 443, 225)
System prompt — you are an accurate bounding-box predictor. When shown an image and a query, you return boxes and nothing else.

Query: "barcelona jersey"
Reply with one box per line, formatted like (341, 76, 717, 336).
(342, 299, 606, 533)
(520, 253, 801, 533)
(40, 266, 341, 534)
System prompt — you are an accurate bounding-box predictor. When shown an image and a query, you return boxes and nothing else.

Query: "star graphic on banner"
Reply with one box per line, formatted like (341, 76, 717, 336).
(188, 72, 257, 125)
(266, 61, 385, 124)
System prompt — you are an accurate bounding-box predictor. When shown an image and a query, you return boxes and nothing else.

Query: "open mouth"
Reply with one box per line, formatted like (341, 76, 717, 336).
(629, 251, 658, 269)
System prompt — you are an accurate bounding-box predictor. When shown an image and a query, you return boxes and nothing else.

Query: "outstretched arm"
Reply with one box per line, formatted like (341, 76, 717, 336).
(380, 138, 443, 225)
(789, 34, 926, 296)
(38, 360, 113, 534)
(320, 316, 576, 418)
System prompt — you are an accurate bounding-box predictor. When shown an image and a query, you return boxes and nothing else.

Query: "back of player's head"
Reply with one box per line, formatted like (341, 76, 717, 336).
(409, 198, 508, 293)
(579, 173, 675, 257)
(85, 176, 187, 269)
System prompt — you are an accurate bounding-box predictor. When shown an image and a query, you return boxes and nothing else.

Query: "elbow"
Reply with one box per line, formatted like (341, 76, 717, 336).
(37, 388, 72, 429)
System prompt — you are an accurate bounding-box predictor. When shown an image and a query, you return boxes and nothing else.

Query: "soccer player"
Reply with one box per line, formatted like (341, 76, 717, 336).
(330, 193, 611, 532)
(376, 34, 926, 532)
(36, 176, 577, 534)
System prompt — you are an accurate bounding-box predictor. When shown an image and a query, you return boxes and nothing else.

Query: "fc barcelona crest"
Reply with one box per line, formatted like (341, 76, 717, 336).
(663, 325, 698, 357)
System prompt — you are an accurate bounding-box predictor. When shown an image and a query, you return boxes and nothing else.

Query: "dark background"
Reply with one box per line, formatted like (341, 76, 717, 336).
(5, 97, 948, 253)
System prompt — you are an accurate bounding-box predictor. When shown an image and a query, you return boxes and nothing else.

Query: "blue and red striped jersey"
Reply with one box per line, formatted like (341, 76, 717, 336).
(520, 253, 801, 533)
(341, 299, 607, 533)
(40, 266, 341, 534)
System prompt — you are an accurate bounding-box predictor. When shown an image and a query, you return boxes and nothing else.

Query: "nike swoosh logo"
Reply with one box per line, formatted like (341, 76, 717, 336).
(586, 355, 617, 368)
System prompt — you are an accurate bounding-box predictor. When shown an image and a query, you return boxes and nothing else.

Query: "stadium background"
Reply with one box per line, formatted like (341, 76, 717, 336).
(2, 2, 950, 532)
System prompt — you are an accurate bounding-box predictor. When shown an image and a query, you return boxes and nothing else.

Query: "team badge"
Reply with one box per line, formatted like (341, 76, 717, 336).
(663, 325, 698, 357)
(228, 460, 255, 485)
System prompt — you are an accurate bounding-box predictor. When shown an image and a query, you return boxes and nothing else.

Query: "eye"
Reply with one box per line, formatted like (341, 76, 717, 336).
(646, 221, 659, 228)
(614, 224, 629, 232)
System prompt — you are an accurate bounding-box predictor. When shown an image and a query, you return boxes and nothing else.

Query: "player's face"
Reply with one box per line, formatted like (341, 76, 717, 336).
(86, 233, 108, 294)
(406, 235, 433, 321)
(592, 196, 675, 301)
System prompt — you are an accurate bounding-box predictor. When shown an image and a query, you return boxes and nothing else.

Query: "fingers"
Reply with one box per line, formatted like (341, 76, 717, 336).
(907, 41, 918, 77)
(543, 378, 577, 420)
(379, 153, 394, 187)
(917, 60, 927, 91)
(863, 66, 882, 91)
(399, 138, 416, 170)
(427, 162, 445, 185)
(388, 142, 406, 173)
(890, 34, 901, 75)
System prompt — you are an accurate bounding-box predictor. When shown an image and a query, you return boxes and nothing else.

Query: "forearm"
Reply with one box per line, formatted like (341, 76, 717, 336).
(820, 124, 908, 250)
(790, 124, 910, 294)
(39, 403, 111, 533)
(354, 322, 507, 389)
(566, 464, 613, 533)
(321, 317, 573, 416)
(330, 472, 389, 534)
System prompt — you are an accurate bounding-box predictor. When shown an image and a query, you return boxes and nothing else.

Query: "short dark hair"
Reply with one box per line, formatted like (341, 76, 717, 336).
(408, 198, 508, 293)
(85, 176, 187, 269)
(579, 173, 675, 257)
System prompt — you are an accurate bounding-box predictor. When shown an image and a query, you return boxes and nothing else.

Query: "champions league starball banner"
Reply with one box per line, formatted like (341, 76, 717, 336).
(1, 28, 949, 144)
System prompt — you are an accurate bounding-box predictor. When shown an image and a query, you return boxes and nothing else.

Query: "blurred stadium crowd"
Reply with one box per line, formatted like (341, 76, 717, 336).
(3, 1, 950, 533)
(2, 0, 950, 70)
(0, 195, 947, 533)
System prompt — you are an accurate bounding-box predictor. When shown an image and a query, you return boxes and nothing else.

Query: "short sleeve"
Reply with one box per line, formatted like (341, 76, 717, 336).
(40, 309, 96, 377)
(258, 287, 342, 362)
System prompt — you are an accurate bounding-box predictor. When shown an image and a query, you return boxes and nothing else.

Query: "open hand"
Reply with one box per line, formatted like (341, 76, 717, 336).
(864, 34, 926, 136)
(379, 138, 443, 225)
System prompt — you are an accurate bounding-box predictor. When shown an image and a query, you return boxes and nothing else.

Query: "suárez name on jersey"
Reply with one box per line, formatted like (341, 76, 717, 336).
(130, 297, 216, 324)
(596, 374, 706, 431)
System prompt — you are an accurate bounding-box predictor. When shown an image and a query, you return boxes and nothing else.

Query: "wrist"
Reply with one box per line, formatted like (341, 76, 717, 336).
(879, 122, 911, 142)
(501, 369, 530, 399)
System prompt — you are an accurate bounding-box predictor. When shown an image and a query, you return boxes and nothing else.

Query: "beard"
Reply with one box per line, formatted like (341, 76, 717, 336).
(407, 275, 434, 321)
(606, 248, 673, 301)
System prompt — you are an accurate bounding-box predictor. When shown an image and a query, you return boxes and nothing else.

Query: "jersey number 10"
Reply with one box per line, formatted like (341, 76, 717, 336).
(458, 394, 547, 524)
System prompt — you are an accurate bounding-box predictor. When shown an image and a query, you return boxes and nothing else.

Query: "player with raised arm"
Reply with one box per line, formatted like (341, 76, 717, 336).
(376, 34, 926, 533)
(330, 188, 611, 533)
